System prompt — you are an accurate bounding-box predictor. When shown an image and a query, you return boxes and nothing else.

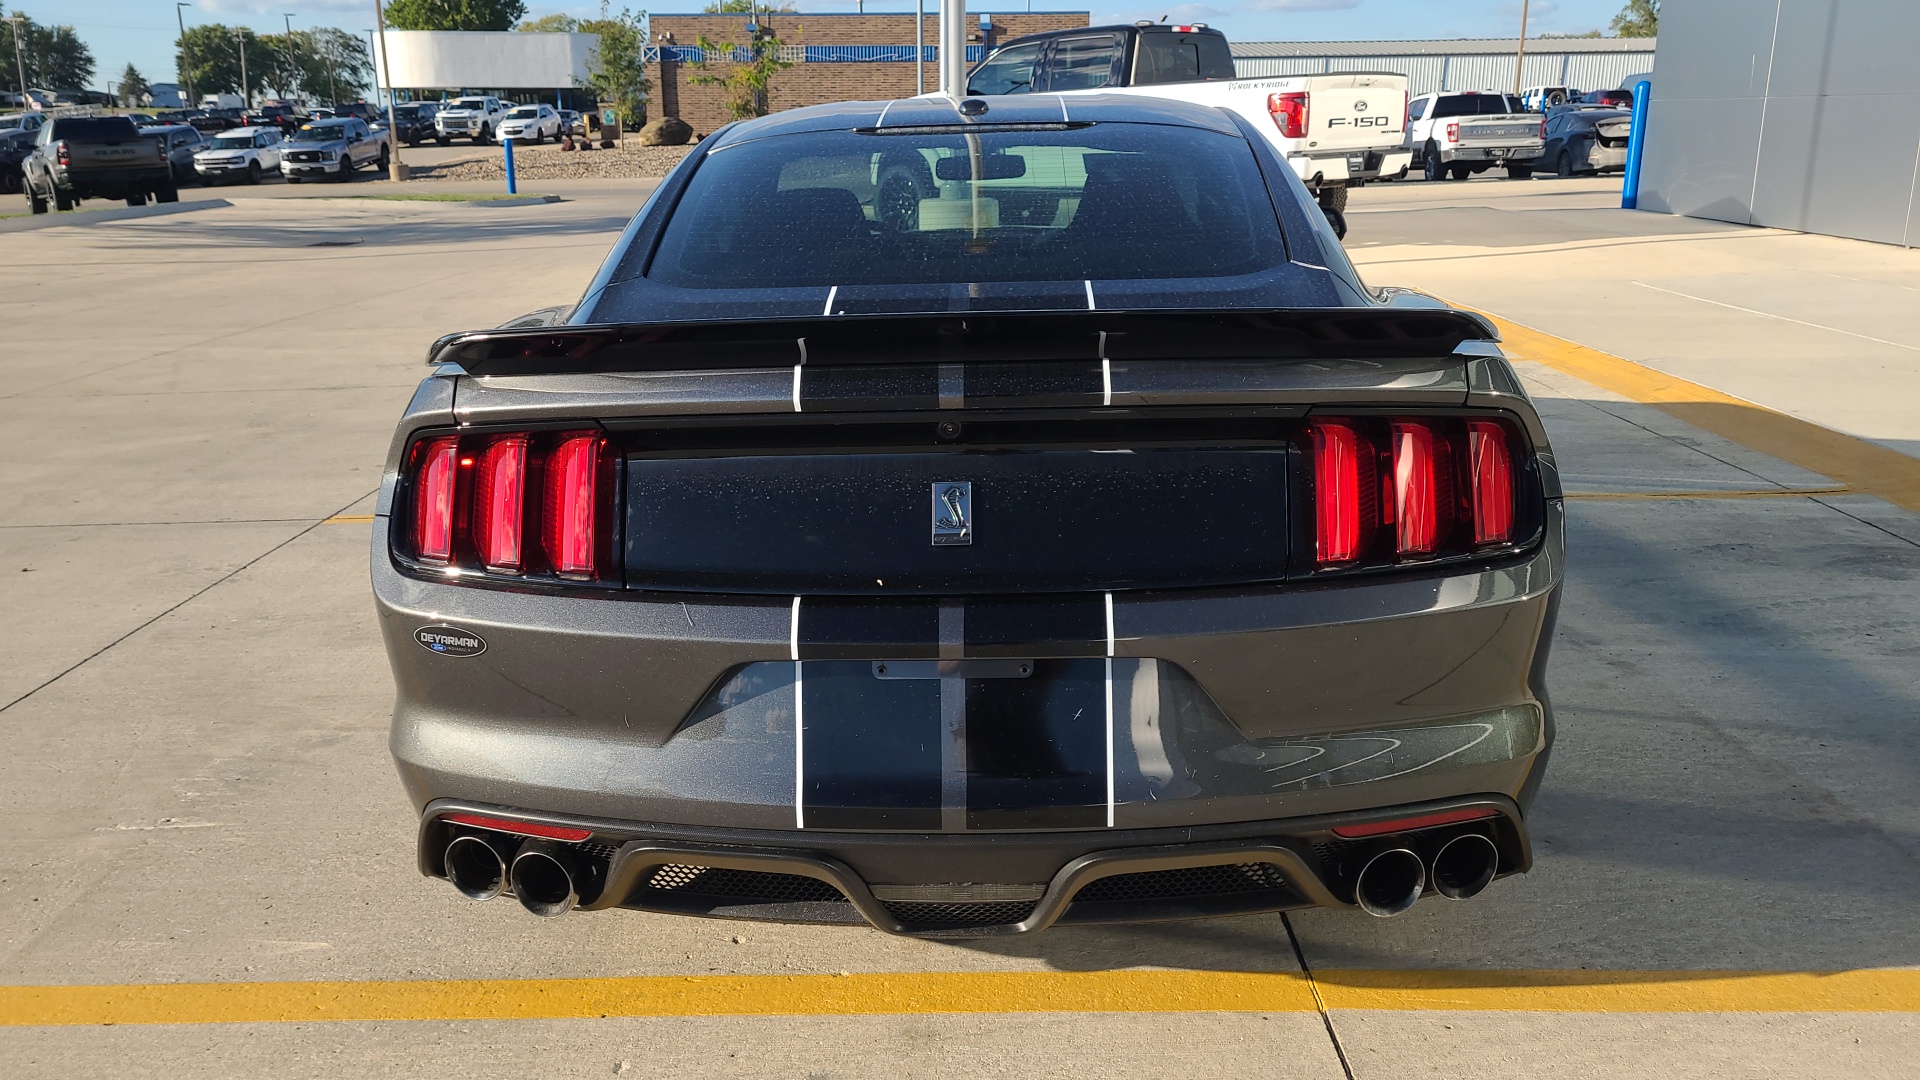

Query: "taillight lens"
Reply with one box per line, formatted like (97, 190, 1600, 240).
(1308, 421, 1375, 565)
(1391, 421, 1453, 556)
(400, 429, 616, 584)
(1538, 116, 1548, 138)
(1467, 420, 1514, 544)
(1445, 122, 1459, 143)
(1269, 92, 1309, 139)
(1306, 416, 1526, 571)
(543, 433, 605, 579)
(410, 436, 458, 563)
(56, 140, 69, 166)
(472, 435, 529, 572)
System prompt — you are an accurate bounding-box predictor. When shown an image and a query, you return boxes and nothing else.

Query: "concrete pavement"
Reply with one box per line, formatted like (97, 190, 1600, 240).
(2, 175, 1918, 1078)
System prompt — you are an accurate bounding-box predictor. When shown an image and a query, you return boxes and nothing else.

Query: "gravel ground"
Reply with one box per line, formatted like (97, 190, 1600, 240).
(408, 142, 696, 182)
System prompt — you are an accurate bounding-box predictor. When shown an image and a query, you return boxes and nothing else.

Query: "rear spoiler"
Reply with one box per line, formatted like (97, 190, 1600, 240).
(427, 308, 1498, 377)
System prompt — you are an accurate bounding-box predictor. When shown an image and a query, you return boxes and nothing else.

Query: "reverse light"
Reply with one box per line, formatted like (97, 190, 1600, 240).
(1269, 91, 1310, 139)
(544, 433, 605, 578)
(410, 436, 458, 563)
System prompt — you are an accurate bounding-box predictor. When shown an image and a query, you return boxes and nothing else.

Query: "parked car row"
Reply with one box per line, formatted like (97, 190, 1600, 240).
(1405, 91, 1636, 181)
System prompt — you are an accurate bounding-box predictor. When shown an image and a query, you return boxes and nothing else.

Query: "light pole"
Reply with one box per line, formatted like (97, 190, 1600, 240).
(233, 27, 251, 110)
(175, 3, 195, 109)
(915, 0, 924, 96)
(7, 14, 29, 110)
(283, 14, 297, 104)
(373, 0, 406, 180)
(938, 0, 965, 99)
(1513, 0, 1530, 97)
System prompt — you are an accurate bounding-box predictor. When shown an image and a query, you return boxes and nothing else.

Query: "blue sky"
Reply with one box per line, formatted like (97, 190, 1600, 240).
(16, 0, 1634, 91)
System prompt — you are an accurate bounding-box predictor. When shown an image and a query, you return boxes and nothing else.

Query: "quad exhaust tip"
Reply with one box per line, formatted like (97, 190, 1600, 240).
(444, 835, 508, 901)
(1353, 847, 1424, 918)
(510, 842, 579, 918)
(1430, 833, 1499, 900)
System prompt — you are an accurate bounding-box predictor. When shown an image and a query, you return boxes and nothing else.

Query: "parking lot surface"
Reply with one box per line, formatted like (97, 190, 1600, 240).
(3, 176, 1918, 1078)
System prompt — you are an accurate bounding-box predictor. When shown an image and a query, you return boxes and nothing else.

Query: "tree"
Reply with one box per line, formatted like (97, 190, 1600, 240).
(384, 0, 528, 32)
(1610, 0, 1658, 37)
(0, 8, 97, 93)
(177, 24, 367, 104)
(517, 14, 579, 32)
(579, 8, 649, 127)
(688, 30, 792, 122)
(292, 29, 373, 104)
(118, 63, 149, 106)
(175, 25, 277, 101)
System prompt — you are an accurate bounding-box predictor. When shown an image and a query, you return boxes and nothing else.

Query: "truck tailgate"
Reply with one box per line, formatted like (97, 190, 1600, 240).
(1457, 117, 1542, 147)
(66, 137, 160, 171)
(1302, 74, 1407, 151)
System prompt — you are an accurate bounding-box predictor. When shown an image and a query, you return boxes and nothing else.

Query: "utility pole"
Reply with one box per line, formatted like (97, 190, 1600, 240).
(1513, 0, 1530, 97)
(373, 0, 407, 180)
(283, 14, 297, 103)
(915, 0, 924, 96)
(233, 27, 251, 109)
(7, 14, 29, 110)
(176, 3, 195, 109)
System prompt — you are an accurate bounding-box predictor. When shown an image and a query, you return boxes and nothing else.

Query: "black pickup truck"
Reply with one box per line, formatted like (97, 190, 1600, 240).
(20, 116, 177, 212)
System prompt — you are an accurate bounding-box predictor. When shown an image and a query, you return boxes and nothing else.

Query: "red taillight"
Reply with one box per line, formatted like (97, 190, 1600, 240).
(1467, 420, 1514, 544)
(1331, 807, 1499, 839)
(1269, 91, 1310, 139)
(472, 435, 529, 572)
(410, 436, 458, 563)
(1445, 122, 1459, 143)
(543, 433, 604, 579)
(1538, 116, 1547, 138)
(1391, 421, 1453, 557)
(55, 140, 69, 166)
(1309, 421, 1376, 565)
(440, 812, 592, 842)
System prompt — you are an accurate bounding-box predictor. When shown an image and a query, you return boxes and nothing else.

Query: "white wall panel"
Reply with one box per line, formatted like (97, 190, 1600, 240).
(375, 31, 594, 90)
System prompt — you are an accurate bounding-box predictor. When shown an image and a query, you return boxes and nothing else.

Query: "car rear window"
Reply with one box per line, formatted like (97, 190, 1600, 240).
(1430, 94, 1525, 118)
(1132, 32, 1236, 85)
(648, 123, 1285, 289)
(55, 118, 142, 142)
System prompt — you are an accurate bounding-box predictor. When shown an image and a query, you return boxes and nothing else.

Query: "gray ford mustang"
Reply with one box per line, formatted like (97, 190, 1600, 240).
(373, 94, 1563, 936)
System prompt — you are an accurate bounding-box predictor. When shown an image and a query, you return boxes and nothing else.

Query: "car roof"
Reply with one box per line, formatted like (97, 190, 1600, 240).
(706, 92, 1244, 150)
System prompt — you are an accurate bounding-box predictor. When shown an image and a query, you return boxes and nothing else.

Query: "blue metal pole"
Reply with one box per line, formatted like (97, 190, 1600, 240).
(503, 136, 516, 195)
(1621, 78, 1652, 210)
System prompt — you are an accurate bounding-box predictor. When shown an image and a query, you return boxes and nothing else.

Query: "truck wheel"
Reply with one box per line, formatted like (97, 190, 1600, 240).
(27, 179, 47, 214)
(1507, 164, 1534, 180)
(377, 145, 391, 172)
(1316, 184, 1350, 214)
(126, 193, 147, 207)
(436, 135, 450, 147)
(1449, 163, 1472, 181)
(477, 125, 492, 146)
(1422, 143, 1445, 182)
(53, 185, 73, 211)
(335, 154, 353, 182)
(156, 183, 179, 203)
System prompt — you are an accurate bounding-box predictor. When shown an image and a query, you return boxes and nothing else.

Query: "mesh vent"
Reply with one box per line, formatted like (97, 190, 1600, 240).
(1073, 862, 1291, 904)
(643, 864, 847, 904)
(882, 900, 1038, 928)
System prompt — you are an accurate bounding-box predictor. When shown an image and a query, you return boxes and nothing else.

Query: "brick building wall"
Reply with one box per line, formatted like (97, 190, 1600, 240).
(647, 12, 1090, 137)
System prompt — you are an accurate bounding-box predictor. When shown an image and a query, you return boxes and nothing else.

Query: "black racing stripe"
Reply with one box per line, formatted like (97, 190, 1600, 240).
(798, 598, 939, 659)
(961, 596, 1105, 657)
(964, 658, 1107, 830)
(800, 365, 939, 412)
(962, 362, 1102, 408)
(801, 660, 942, 830)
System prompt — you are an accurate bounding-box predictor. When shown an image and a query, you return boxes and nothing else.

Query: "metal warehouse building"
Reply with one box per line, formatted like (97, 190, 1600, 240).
(1638, 0, 1920, 247)
(1231, 38, 1655, 96)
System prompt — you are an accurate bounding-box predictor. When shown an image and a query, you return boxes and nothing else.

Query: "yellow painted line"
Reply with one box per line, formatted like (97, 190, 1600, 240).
(7, 969, 1920, 1026)
(1566, 487, 1851, 501)
(1316, 968, 1920, 1013)
(1462, 307, 1920, 514)
(322, 514, 375, 524)
(0, 971, 1317, 1026)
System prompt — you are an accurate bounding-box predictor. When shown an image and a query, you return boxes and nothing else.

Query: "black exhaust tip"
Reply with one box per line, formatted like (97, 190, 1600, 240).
(1431, 833, 1499, 900)
(1353, 847, 1424, 917)
(444, 835, 509, 901)
(510, 843, 579, 918)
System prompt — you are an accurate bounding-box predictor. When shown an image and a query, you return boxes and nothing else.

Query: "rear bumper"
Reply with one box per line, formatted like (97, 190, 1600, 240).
(1444, 144, 1545, 164)
(283, 159, 342, 176)
(55, 166, 170, 196)
(1287, 149, 1413, 184)
(419, 792, 1531, 936)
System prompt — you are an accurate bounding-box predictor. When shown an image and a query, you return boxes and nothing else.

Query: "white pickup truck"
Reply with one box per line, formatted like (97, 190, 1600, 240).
(1405, 91, 1546, 181)
(434, 96, 513, 146)
(965, 23, 1411, 237)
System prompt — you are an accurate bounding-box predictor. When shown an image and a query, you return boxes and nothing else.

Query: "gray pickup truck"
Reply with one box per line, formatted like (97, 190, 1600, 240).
(20, 115, 177, 212)
(280, 117, 390, 183)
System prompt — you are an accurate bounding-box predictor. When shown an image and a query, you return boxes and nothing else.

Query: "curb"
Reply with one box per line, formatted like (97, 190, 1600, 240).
(0, 198, 232, 234)
(465, 194, 563, 208)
